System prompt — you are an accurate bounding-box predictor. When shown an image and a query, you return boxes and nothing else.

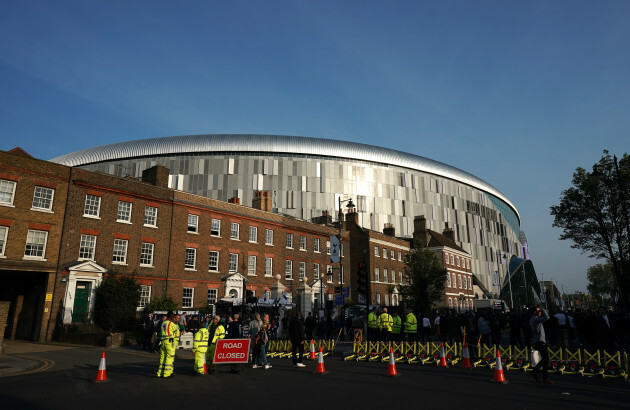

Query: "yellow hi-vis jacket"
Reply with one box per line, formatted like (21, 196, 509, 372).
(404, 313, 418, 333)
(211, 324, 226, 344)
(161, 320, 181, 344)
(378, 313, 393, 331)
(392, 315, 402, 334)
(368, 312, 378, 329)
(193, 327, 209, 353)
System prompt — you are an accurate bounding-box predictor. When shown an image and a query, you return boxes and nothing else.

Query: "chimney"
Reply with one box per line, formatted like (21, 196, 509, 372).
(383, 223, 395, 237)
(345, 208, 358, 228)
(228, 197, 241, 205)
(252, 190, 272, 211)
(413, 215, 429, 246)
(443, 228, 455, 242)
(142, 165, 170, 187)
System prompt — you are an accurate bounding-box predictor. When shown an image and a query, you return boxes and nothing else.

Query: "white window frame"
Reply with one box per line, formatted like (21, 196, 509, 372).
(468, 277, 472, 290)
(144, 206, 158, 227)
(112, 239, 128, 264)
(374, 246, 379, 257)
(313, 263, 320, 280)
(140, 242, 154, 266)
(208, 250, 219, 271)
(230, 222, 240, 240)
(32, 186, 54, 211)
(187, 214, 199, 233)
(139, 285, 151, 308)
(79, 234, 97, 260)
(375, 267, 380, 282)
(229, 253, 238, 272)
(182, 287, 194, 308)
(211, 219, 221, 236)
(248, 255, 257, 276)
(391, 249, 395, 259)
(83, 194, 101, 218)
(444, 252, 449, 264)
(0, 179, 17, 207)
(117, 201, 133, 223)
(299, 236, 307, 251)
(285, 260, 293, 279)
(447, 272, 451, 287)
(185, 248, 197, 270)
(314, 238, 320, 253)
(265, 229, 274, 245)
(376, 293, 381, 305)
(24, 229, 47, 260)
(458, 274, 462, 288)
(326, 265, 333, 283)
(456, 256, 460, 267)
(383, 269, 388, 283)
(286, 233, 293, 249)
(0, 226, 9, 257)
(382, 248, 387, 259)
(265, 257, 273, 276)
(326, 241, 330, 255)
(249, 226, 258, 243)
(207, 288, 218, 305)
(299, 261, 306, 280)
(398, 251, 402, 261)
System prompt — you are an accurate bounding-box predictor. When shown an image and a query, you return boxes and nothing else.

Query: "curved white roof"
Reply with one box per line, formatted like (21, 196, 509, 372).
(50, 134, 518, 220)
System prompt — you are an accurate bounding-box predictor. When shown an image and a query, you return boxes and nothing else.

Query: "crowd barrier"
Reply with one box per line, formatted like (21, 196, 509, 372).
(344, 341, 629, 380)
(264, 339, 336, 358)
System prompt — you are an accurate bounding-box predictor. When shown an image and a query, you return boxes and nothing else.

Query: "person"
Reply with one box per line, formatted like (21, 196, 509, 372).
(156, 311, 180, 378)
(304, 312, 315, 340)
(152, 314, 167, 352)
(249, 313, 262, 347)
(478, 313, 491, 346)
(226, 315, 241, 339)
(142, 312, 154, 351)
(597, 306, 617, 352)
(179, 312, 188, 329)
(203, 316, 211, 329)
(530, 307, 554, 384)
(367, 308, 378, 341)
(391, 312, 402, 342)
(554, 310, 569, 348)
(404, 310, 418, 343)
(252, 323, 272, 369)
(192, 325, 209, 375)
(206, 315, 226, 374)
(186, 314, 200, 334)
(289, 312, 306, 367)
(317, 315, 327, 340)
(378, 308, 393, 341)
(421, 313, 432, 343)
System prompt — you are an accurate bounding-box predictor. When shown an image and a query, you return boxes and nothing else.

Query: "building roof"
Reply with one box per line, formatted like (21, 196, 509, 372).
(50, 134, 518, 220)
(427, 229, 467, 253)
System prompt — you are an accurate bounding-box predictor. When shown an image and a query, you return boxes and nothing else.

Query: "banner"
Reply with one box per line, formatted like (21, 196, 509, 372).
(330, 235, 340, 263)
(213, 339, 251, 364)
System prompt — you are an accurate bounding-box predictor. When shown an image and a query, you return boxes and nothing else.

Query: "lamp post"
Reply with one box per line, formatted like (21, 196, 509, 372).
(500, 252, 514, 310)
(330, 197, 354, 316)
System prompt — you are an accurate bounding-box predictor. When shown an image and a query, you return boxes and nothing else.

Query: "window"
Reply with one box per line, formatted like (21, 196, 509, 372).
(229, 253, 238, 272)
(447, 272, 451, 287)
(314, 238, 320, 253)
(208, 288, 218, 304)
(265, 257, 273, 276)
(249, 226, 258, 243)
(285, 260, 293, 279)
(376, 293, 381, 305)
(112, 239, 128, 264)
(299, 261, 306, 280)
(384, 294, 390, 306)
(24, 229, 47, 259)
(208, 251, 219, 271)
(448, 298, 453, 309)
(299, 236, 307, 251)
(140, 242, 154, 266)
(326, 265, 333, 283)
(185, 248, 196, 269)
(32, 186, 54, 211)
(230, 222, 240, 240)
(313, 263, 320, 280)
(182, 287, 194, 308)
(391, 250, 395, 259)
(84, 194, 101, 217)
(375, 267, 380, 282)
(144, 206, 158, 227)
(248, 255, 257, 275)
(398, 251, 402, 261)
(382, 248, 387, 259)
(265, 229, 273, 245)
(456, 256, 460, 267)
(326, 241, 330, 255)
(139, 285, 151, 308)
(468, 277, 472, 290)
(117, 201, 132, 223)
(0, 226, 8, 256)
(286, 233, 293, 248)
(340, 266, 344, 284)
(211, 219, 221, 236)
(374, 246, 379, 256)
(79, 234, 97, 260)
(451, 273, 456, 288)
(399, 272, 403, 284)
(383, 269, 388, 283)
(450, 255, 454, 264)
(0, 179, 17, 206)
(444, 252, 449, 264)
(466, 260, 470, 269)
(458, 275, 463, 288)
(463, 275, 468, 289)
(454, 298, 458, 311)
(187, 214, 199, 233)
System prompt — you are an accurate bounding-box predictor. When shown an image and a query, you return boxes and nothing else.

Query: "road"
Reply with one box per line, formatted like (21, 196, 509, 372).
(0, 344, 627, 410)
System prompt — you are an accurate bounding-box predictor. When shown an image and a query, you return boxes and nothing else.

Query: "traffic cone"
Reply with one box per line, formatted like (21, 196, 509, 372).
(437, 342, 448, 367)
(315, 347, 327, 375)
(309, 339, 317, 360)
(462, 343, 472, 368)
(203, 353, 207, 374)
(491, 349, 508, 384)
(386, 347, 399, 377)
(94, 351, 108, 383)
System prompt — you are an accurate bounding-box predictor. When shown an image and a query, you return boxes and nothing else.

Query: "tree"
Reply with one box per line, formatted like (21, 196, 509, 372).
(551, 150, 630, 309)
(143, 296, 179, 315)
(401, 238, 448, 315)
(586, 263, 617, 306)
(92, 271, 141, 332)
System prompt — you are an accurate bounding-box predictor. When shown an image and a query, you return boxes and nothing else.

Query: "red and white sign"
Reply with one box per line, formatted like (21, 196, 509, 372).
(213, 339, 251, 364)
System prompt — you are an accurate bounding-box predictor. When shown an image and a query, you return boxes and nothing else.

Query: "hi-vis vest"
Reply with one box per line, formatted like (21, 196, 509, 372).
(404, 313, 418, 333)
(392, 316, 402, 334)
(161, 320, 181, 345)
(378, 313, 393, 331)
(368, 312, 378, 329)
(211, 325, 226, 344)
(193, 327, 210, 353)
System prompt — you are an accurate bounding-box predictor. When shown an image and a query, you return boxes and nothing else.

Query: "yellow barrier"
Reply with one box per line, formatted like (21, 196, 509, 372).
(601, 350, 625, 379)
(560, 348, 581, 375)
(548, 347, 563, 373)
(579, 349, 601, 377)
(474, 344, 496, 368)
(506, 346, 529, 371)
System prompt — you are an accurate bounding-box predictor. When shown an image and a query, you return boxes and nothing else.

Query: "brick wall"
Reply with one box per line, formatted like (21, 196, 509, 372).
(0, 301, 10, 355)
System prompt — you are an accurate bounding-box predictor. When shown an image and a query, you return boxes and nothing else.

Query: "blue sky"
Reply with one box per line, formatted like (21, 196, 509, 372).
(2, 1, 629, 293)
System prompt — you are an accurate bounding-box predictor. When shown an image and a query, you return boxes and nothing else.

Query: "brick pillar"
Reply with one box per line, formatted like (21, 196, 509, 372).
(0, 301, 10, 355)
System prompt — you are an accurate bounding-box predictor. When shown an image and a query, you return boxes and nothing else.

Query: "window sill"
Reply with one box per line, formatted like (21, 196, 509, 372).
(116, 220, 132, 225)
(83, 214, 101, 220)
(23, 256, 47, 261)
(299, 249, 306, 252)
(143, 224, 158, 229)
(208, 269, 219, 273)
(31, 207, 54, 213)
(187, 231, 199, 235)
(247, 273, 257, 276)
(184, 268, 197, 271)
(112, 262, 127, 266)
(265, 243, 274, 246)
(230, 238, 240, 241)
(211, 234, 221, 238)
(139, 264, 154, 268)
(0, 203, 15, 208)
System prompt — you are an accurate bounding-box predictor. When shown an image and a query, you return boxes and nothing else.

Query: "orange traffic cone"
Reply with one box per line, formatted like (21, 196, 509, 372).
(386, 347, 399, 377)
(462, 343, 472, 368)
(94, 351, 108, 383)
(491, 349, 508, 384)
(437, 342, 448, 367)
(315, 347, 327, 375)
(309, 339, 317, 360)
(203, 353, 208, 374)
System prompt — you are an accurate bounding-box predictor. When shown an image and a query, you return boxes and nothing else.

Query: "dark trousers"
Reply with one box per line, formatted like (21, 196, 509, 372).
(143, 330, 154, 350)
(291, 340, 303, 365)
(532, 341, 550, 381)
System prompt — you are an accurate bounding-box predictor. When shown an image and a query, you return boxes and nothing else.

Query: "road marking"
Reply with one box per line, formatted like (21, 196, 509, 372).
(0, 355, 55, 377)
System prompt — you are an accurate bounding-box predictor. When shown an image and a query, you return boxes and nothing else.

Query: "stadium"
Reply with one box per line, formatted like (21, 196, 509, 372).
(51, 134, 528, 295)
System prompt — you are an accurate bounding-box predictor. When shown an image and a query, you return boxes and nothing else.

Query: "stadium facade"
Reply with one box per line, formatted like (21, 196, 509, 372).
(51, 134, 527, 294)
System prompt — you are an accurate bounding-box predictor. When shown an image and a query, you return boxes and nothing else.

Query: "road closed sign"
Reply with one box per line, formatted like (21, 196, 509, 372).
(213, 339, 251, 364)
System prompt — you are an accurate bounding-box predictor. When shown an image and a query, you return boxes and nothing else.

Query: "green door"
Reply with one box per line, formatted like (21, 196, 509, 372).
(72, 281, 91, 323)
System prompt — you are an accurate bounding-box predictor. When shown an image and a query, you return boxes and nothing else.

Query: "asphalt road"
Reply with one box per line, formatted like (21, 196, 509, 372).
(0, 346, 628, 410)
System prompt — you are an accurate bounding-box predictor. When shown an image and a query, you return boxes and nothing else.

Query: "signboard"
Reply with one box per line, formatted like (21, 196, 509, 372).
(335, 294, 345, 306)
(342, 286, 350, 297)
(213, 339, 251, 364)
(45, 293, 53, 302)
(330, 235, 340, 263)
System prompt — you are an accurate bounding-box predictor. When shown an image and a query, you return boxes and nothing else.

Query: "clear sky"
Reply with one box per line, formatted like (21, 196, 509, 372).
(2, 1, 629, 293)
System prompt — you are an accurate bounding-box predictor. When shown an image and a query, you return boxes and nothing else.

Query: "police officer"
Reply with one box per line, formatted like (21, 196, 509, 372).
(378, 308, 393, 342)
(391, 312, 402, 342)
(368, 307, 378, 341)
(404, 310, 418, 342)
(206, 315, 226, 374)
(192, 325, 209, 375)
(157, 311, 180, 378)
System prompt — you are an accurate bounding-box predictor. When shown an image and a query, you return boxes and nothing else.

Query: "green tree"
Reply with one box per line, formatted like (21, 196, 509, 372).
(143, 296, 179, 314)
(401, 238, 447, 315)
(551, 150, 630, 309)
(92, 271, 141, 332)
(586, 263, 617, 306)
